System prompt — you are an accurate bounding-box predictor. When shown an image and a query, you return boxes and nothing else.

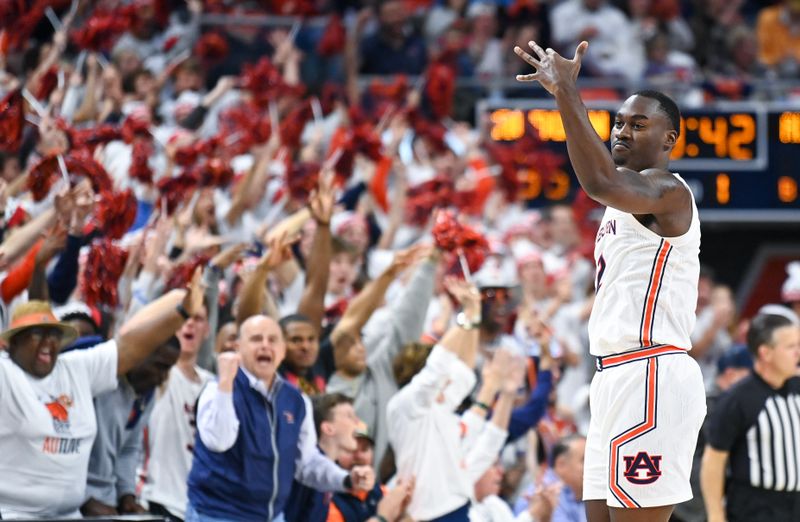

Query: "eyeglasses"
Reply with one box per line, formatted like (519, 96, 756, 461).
(481, 288, 512, 303)
(20, 326, 64, 342)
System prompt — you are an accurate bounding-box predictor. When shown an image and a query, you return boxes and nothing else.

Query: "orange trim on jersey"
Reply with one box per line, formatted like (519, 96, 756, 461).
(640, 240, 672, 346)
(598, 345, 686, 370)
(609, 358, 659, 508)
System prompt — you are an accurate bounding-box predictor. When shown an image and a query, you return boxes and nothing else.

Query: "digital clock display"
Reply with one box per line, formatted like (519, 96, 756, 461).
(481, 101, 799, 219)
(488, 107, 766, 170)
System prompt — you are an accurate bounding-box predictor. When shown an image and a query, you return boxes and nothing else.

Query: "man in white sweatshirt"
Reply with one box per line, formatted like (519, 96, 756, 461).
(141, 302, 212, 521)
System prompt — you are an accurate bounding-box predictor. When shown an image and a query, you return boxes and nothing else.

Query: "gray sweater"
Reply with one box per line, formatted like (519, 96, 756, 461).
(86, 380, 155, 506)
(327, 259, 436, 468)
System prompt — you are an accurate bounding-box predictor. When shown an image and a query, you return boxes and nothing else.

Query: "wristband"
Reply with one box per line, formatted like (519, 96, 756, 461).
(175, 303, 190, 320)
(473, 400, 491, 412)
(343, 474, 353, 490)
(374, 516, 389, 522)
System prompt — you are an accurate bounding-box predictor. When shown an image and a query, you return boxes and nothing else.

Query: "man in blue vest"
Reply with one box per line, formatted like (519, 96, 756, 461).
(186, 315, 374, 522)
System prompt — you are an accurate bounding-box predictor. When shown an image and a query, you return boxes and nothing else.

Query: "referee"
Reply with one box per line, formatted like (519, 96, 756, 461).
(700, 313, 800, 522)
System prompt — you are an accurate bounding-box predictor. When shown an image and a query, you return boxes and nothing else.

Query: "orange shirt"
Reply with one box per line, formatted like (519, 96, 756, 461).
(756, 6, 800, 66)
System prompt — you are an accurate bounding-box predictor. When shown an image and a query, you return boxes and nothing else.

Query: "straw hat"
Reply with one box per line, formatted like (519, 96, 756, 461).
(0, 301, 79, 347)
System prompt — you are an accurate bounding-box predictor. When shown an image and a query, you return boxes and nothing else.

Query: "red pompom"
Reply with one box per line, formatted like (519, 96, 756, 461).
(432, 210, 489, 275)
(196, 157, 234, 188)
(35, 66, 59, 102)
(29, 150, 115, 201)
(82, 239, 129, 308)
(156, 171, 199, 215)
(69, 124, 123, 150)
(2, 1, 45, 50)
(66, 150, 114, 194)
(426, 62, 456, 120)
(28, 155, 60, 201)
(165, 254, 211, 291)
(195, 32, 229, 63)
(280, 101, 313, 150)
(239, 57, 301, 108)
(0, 89, 24, 152)
(121, 114, 151, 144)
(129, 140, 154, 184)
(368, 75, 409, 106)
(216, 103, 272, 156)
(95, 189, 137, 240)
(0, 0, 26, 30)
(71, 6, 135, 52)
(406, 109, 449, 153)
(286, 161, 320, 201)
(405, 176, 455, 227)
(317, 14, 346, 57)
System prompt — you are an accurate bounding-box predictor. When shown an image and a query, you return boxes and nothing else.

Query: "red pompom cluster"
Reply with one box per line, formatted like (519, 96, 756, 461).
(368, 75, 409, 108)
(405, 176, 455, 227)
(333, 115, 383, 183)
(286, 161, 320, 201)
(71, 5, 136, 51)
(2, 0, 54, 50)
(165, 254, 210, 291)
(82, 239, 129, 308)
(195, 157, 234, 188)
(156, 171, 199, 215)
(0, 89, 24, 152)
(432, 210, 490, 276)
(216, 103, 272, 156)
(239, 57, 302, 108)
(95, 189, 137, 240)
(317, 14, 345, 57)
(195, 32, 229, 63)
(406, 109, 449, 153)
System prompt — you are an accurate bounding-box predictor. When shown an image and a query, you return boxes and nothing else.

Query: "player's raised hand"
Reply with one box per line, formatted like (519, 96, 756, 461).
(514, 40, 588, 95)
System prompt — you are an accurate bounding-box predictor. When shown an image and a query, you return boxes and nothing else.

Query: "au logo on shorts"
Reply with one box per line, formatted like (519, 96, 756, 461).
(623, 452, 662, 484)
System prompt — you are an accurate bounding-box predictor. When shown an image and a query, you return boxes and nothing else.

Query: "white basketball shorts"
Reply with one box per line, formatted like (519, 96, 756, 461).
(583, 345, 707, 508)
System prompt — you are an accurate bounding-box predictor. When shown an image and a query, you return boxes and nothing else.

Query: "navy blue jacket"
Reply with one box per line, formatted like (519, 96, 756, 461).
(332, 483, 385, 522)
(187, 370, 306, 520)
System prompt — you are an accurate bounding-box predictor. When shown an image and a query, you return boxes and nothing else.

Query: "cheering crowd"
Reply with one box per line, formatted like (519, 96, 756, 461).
(0, 0, 799, 521)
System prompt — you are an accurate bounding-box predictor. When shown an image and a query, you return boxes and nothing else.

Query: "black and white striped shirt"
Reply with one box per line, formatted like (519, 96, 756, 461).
(708, 372, 800, 492)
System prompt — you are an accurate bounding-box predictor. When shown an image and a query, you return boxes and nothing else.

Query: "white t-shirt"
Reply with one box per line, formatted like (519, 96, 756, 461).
(0, 341, 118, 519)
(141, 365, 213, 519)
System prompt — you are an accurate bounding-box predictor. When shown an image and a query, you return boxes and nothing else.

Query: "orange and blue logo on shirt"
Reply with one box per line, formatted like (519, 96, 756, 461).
(44, 394, 73, 434)
(42, 394, 81, 455)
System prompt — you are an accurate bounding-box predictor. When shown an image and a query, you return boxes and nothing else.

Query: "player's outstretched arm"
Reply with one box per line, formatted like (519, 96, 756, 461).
(514, 42, 688, 217)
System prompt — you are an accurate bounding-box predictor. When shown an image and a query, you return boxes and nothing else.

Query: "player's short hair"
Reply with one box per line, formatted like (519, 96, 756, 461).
(746, 313, 794, 357)
(633, 90, 681, 137)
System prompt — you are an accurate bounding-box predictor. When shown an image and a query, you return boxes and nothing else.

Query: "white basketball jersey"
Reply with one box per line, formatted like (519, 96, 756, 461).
(588, 174, 700, 357)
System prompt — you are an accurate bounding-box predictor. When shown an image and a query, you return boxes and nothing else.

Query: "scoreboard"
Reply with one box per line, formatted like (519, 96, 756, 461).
(479, 100, 800, 221)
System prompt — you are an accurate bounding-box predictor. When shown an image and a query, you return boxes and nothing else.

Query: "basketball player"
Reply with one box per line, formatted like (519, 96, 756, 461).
(514, 42, 706, 522)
